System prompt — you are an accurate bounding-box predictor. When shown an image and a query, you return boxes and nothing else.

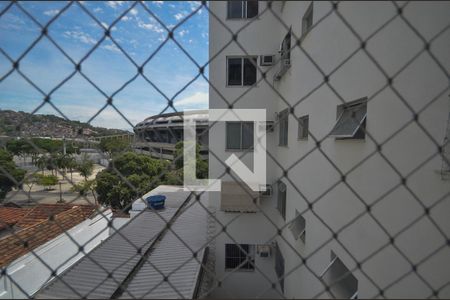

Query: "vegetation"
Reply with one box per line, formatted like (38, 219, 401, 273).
(0, 149, 26, 200)
(77, 154, 94, 181)
(95, 152, 168, 209)
(6, 138, 79, 156)
(99, 138, 131, 157)
(35, 174, 59, 190)
(95, 142, 208, 210)
(71, 179, 97, 204)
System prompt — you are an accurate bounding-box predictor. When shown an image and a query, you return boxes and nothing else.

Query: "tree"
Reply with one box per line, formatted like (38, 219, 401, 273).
(0, 149, 26, 201)
(35, 174, 58, 191)
(24, 173, 38, 201)
(65, 155, 77, 182)
(77, 154, 94, 181)
(35, 155, 48, 174)
(71, 179, 97, 205)
(95, 152, 168, 210)
(173, 141, 208, 179)
(99, 138, 130, 157)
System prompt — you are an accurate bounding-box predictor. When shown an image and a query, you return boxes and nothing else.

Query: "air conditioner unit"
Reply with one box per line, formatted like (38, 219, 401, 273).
(259, 184, 273, 197)
(257, 244, 271, 258)
(260, 55, 274, 66)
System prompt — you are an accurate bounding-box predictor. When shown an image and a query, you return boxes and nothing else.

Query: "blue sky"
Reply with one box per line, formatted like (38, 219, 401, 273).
(0, 1, 209, 130)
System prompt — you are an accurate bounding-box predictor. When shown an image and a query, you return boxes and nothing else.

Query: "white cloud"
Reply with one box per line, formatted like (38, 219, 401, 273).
(43, 9, 60, 16)
(188, 1, 201, 11)
(64, 31, 96, 45)
(93, 7, 103, 13)
(106, 1, 124, 9)
(174, 92, 208, 109)
(130, 8, 138, 15)
(174, 12, 186, 21)
(138, 21, 164, 33)
(121, 15, 130, 21)
(102, 43, 121, 53)
(152, 1, 164, 7)
(178, 29, 188, 37)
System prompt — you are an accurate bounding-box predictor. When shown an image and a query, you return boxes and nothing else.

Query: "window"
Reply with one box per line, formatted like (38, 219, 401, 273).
(277, 181, 286, 219)
(288, 210, 306, 243)
(302, 2, 313, 36)
(225, 244, 255, 270)
(226, 122, 254, 150)
(227, 57, 257, 86)
(227, 1, 258, 19)
(298, 115, 309, 140)
(329, 98, 367, 139)
(320, 251, 358, 299)
(279, 109, 289, 146)
(274, 243, 285, 292)
(280, 29, 292, 61)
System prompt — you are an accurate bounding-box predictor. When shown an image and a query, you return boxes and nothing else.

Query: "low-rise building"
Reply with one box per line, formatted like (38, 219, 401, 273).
(0, 205, 111, 299)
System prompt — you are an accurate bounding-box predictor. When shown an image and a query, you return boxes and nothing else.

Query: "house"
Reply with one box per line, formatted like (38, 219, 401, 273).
(0, 205, 111, 298)
(208, 1, 450, 298)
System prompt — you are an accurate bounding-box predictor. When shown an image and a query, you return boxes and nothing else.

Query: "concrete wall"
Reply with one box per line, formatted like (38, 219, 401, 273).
(0, 210, 112, 299)
(209, 1, 450, 298)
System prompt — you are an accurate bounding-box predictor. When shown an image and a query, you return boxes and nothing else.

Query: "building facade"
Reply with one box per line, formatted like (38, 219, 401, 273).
(134, 110, 209, 160)
(208, 1, 450, 298)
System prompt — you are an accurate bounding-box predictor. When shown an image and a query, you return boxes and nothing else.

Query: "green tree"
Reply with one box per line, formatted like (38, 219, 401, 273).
(35, 174, 58, 191)
(77, 154, 94, 181)
(0, 149, 26, 200)
(65, 155, 77, 181)
(173, 141, 208, 179)
(71, 179, 97, 205)
(99, 138, 130, 157)
(95, 152, 168, 209)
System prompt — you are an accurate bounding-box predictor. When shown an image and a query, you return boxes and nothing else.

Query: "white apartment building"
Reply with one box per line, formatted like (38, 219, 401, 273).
(208, 1, 450, 298)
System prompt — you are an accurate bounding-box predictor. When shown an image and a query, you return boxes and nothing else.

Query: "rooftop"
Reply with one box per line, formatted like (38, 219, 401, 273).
(0, 206, 95, 267)
(15, 204, 95, 229)
(36, 188, 210, 299)
(0, 207, 31, 231)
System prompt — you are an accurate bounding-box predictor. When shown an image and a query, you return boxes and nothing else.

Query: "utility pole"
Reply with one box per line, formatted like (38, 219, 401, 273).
(58, 182, 64, 203)
(63, 135, 67, 155)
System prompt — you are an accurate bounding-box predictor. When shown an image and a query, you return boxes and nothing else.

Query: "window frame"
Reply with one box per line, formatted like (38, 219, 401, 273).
(274, 243, 285, 292)
(277, 181, 287, 220)
(298, 115, 309, 140)
(226, 1, 259, 19)
(278, 109, 289, 147)
(288, 210, 306, 243)
(226, 56, 258, 87)
(330, 97, 367, 140)
(225, 121, 254, 151)
(320, 251, 358, 299)
(302, 2, 314, 37)
(225, 243, 255, 271)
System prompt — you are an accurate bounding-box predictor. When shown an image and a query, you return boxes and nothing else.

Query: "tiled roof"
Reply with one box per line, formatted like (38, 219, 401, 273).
(0, 206, 92, 267)
(0, 207, 31, 231)
(15, 204, 95, 228)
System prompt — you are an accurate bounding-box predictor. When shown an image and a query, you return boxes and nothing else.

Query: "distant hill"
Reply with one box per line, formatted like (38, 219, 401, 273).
(0, 110, 131, 138)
